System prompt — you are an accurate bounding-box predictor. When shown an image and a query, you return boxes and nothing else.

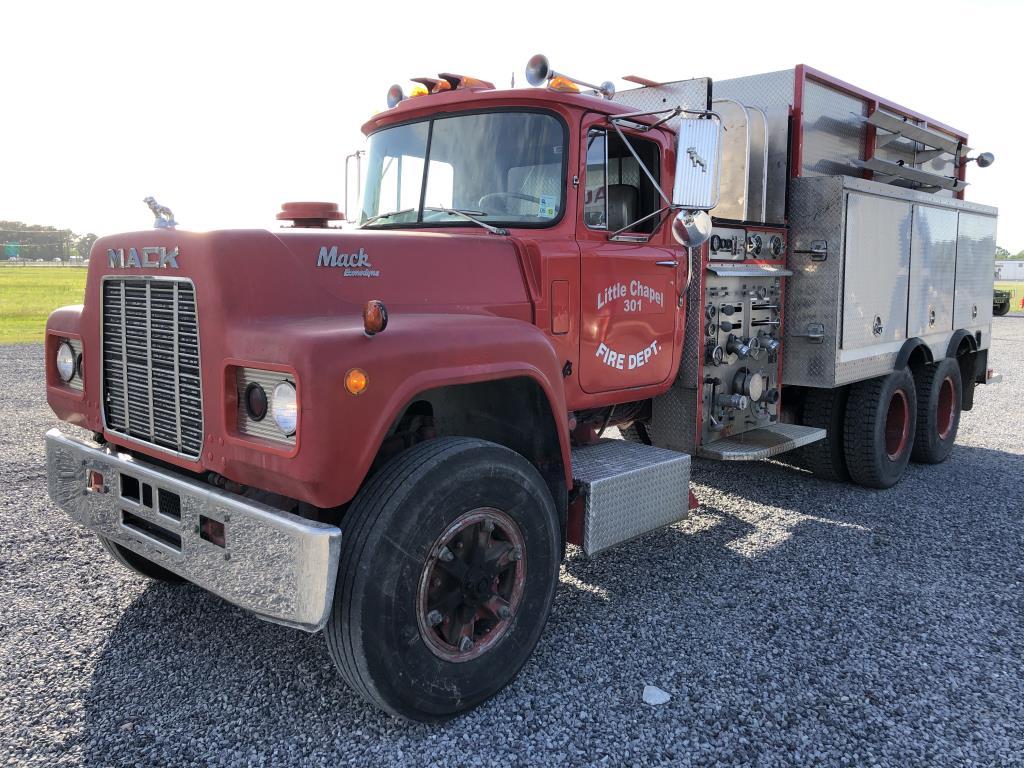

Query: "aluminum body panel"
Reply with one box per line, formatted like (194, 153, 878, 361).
(908, 206, 957, 337)
(840, 193, 912, 350)
(784, 175, 997, 388)
(710, 100, 750, 222)
(571, 439, 690, 556)
(46, 429, 341, 631)
(612, 79, 711, 124)
(953, 212, 997, 334)
(745, 106, 769, 223)
(800, 80, 867, 178)
(696, 424, 825, 460)
(713, 70, 794, 224)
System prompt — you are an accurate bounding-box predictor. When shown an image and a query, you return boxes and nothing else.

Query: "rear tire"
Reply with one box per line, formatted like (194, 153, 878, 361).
(325, 437, 561, 721)
(994, 302, 1010, 316)
(98, 536, 185, 583)
(911, 357, 962, 464)
(796, 387, 850, 482)
(843, 369, 917, 489)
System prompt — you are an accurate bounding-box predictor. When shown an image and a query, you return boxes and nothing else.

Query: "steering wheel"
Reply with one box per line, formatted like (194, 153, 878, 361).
(477, 192, 543, 213)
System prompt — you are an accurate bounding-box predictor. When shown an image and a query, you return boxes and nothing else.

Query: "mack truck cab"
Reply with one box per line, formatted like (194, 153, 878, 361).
(44, 57, 998, 720)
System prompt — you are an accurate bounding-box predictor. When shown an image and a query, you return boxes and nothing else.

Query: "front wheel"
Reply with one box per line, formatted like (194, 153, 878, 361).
(98, 536, 185, 583)
(325, 437, 561, 721)
(994, 302, 1010, 316)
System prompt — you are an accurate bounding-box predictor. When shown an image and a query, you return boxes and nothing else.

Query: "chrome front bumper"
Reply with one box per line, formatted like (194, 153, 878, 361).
(45, 428, 341, 632)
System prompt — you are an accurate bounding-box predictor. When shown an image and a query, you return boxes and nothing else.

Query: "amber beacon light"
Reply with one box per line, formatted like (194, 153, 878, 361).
(363, 300, 388, 336)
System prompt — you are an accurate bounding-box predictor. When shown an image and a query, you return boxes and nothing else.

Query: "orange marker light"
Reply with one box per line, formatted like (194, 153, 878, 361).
(363, 299, 388, 335)
(345, 368, 369, 396)
(548, 75, 580, 93)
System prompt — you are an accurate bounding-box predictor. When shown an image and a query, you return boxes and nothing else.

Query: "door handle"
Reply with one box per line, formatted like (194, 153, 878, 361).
(655, 260, 679, 267)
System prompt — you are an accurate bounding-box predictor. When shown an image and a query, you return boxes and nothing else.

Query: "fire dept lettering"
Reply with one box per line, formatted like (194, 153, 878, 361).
(596, 280, 665, 312)
(595, 340, 660, 370)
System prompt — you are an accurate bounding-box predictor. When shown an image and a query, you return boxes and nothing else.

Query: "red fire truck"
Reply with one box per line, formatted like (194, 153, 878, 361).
(45, 56, 998, 720)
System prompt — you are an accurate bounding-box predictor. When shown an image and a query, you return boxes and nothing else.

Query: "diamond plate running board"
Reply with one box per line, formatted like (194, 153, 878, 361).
(571, 440, 691, 557)
(697, 423, 825, 461)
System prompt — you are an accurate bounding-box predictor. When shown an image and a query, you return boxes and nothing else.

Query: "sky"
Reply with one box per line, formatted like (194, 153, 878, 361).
(3, 0, 1022, 250)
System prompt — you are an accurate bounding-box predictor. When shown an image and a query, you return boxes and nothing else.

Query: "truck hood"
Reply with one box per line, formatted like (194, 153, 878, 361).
(90, 227, 533, 323)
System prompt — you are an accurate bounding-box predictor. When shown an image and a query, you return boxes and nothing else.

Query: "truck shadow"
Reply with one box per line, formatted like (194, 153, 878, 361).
(76, 444, 1022, 763)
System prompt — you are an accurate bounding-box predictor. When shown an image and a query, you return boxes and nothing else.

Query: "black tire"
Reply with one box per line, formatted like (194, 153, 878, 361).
(619, 422, 652, 445)
(911, 357, 962, 464)
(843, 369, 917, 489)
(994, 302, 1010, 317)
(325, 437, 561, 721)
(98, 536, 185, 583)
(796, 387, 850, 482)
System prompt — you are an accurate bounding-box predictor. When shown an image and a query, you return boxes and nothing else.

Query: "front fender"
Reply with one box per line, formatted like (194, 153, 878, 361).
(220, 313, 572, 507)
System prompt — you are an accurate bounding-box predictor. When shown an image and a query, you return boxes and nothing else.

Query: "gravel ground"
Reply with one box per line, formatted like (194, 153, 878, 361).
(2, 320, 1022, 767)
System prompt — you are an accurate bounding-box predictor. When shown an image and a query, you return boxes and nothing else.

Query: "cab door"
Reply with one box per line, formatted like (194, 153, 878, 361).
(577, 114, 679, 394)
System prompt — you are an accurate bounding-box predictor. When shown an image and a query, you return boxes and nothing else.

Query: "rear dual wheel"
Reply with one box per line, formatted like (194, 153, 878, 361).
(843, 369, 917, 489)
(325, 437, 560, 721)
(911, 357, 962, 464)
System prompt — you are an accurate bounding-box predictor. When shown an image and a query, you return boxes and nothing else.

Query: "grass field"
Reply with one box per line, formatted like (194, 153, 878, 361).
(0, 267, 87, 344)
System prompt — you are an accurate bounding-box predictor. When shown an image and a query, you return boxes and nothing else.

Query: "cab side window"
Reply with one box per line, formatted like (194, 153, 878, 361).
(583, 128, 661, 234)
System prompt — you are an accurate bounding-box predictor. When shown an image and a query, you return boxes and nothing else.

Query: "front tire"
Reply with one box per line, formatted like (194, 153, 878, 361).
(98, 536, 185, 583)
(994, 302, 1010, 316)
(911, 357, 962, 464)
(325, 437, 561, 721)
(843, 369, 917, 489)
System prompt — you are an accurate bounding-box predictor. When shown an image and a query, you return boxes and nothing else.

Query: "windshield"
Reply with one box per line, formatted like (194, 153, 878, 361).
(359, 111, 565, 228)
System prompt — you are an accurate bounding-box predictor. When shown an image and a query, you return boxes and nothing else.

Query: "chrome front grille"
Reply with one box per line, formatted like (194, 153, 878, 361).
(102, 277, 203, 459)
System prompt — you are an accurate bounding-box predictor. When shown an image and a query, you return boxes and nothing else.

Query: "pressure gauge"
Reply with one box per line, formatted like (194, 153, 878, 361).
(746, 234, 762, 256)
(769, 235, 784, 257)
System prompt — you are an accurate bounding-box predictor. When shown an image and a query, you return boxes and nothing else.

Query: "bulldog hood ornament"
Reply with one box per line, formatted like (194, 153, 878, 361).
(144, 196, 178, 230)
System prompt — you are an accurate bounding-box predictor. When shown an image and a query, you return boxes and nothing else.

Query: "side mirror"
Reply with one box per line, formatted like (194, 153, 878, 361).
(673, 116, 722, 211)
(671, 210, 712, 248)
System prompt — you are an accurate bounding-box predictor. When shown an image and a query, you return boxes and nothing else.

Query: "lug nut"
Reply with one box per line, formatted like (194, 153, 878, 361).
(482, 519, 495, 533)
(497, 605, 512, 619)
(459, 636, 474, 652)
(509, 547, 522, 562)
(438, 547, 454, 562)
(427, 610, 443, 626)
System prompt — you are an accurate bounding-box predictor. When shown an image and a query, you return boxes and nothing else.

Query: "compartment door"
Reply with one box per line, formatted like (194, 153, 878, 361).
(908, 205, 958, 337)
(953, 212, 997, 331)
(841, 193, 912, 350)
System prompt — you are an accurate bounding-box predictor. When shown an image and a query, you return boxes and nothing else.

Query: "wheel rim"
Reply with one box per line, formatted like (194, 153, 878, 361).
(936, 376, 956, 440)
(416, 507, 526, 663)
(884, 389, 910, 461)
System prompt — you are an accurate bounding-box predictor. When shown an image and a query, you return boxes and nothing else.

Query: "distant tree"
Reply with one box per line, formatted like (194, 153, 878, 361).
(995, 246, 1011, 260)
(75, 233, 98, 259)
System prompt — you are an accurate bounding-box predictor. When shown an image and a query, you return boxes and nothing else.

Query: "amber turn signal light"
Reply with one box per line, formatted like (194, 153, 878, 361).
(345, 368, 369, 396)
(363, 300, 388, 336)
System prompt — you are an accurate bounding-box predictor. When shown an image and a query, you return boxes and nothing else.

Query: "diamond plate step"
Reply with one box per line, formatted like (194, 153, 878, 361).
(697, 423, 825, 460)
(571, 439, 691, 557)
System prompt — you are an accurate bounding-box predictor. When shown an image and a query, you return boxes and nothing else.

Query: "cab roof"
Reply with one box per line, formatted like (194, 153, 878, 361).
(361, 86, 655, 135)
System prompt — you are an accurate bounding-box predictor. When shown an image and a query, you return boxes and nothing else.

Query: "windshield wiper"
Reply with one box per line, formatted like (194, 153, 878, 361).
(430, 206, 509, 236)
(362, 205, 509, 235)
(361, 207, 416, 227)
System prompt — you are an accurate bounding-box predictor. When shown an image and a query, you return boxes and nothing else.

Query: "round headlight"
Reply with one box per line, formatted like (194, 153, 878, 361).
(271, 381, 298, 436)
(244, 383, 268, 421)
(56, 342, 76, 382)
